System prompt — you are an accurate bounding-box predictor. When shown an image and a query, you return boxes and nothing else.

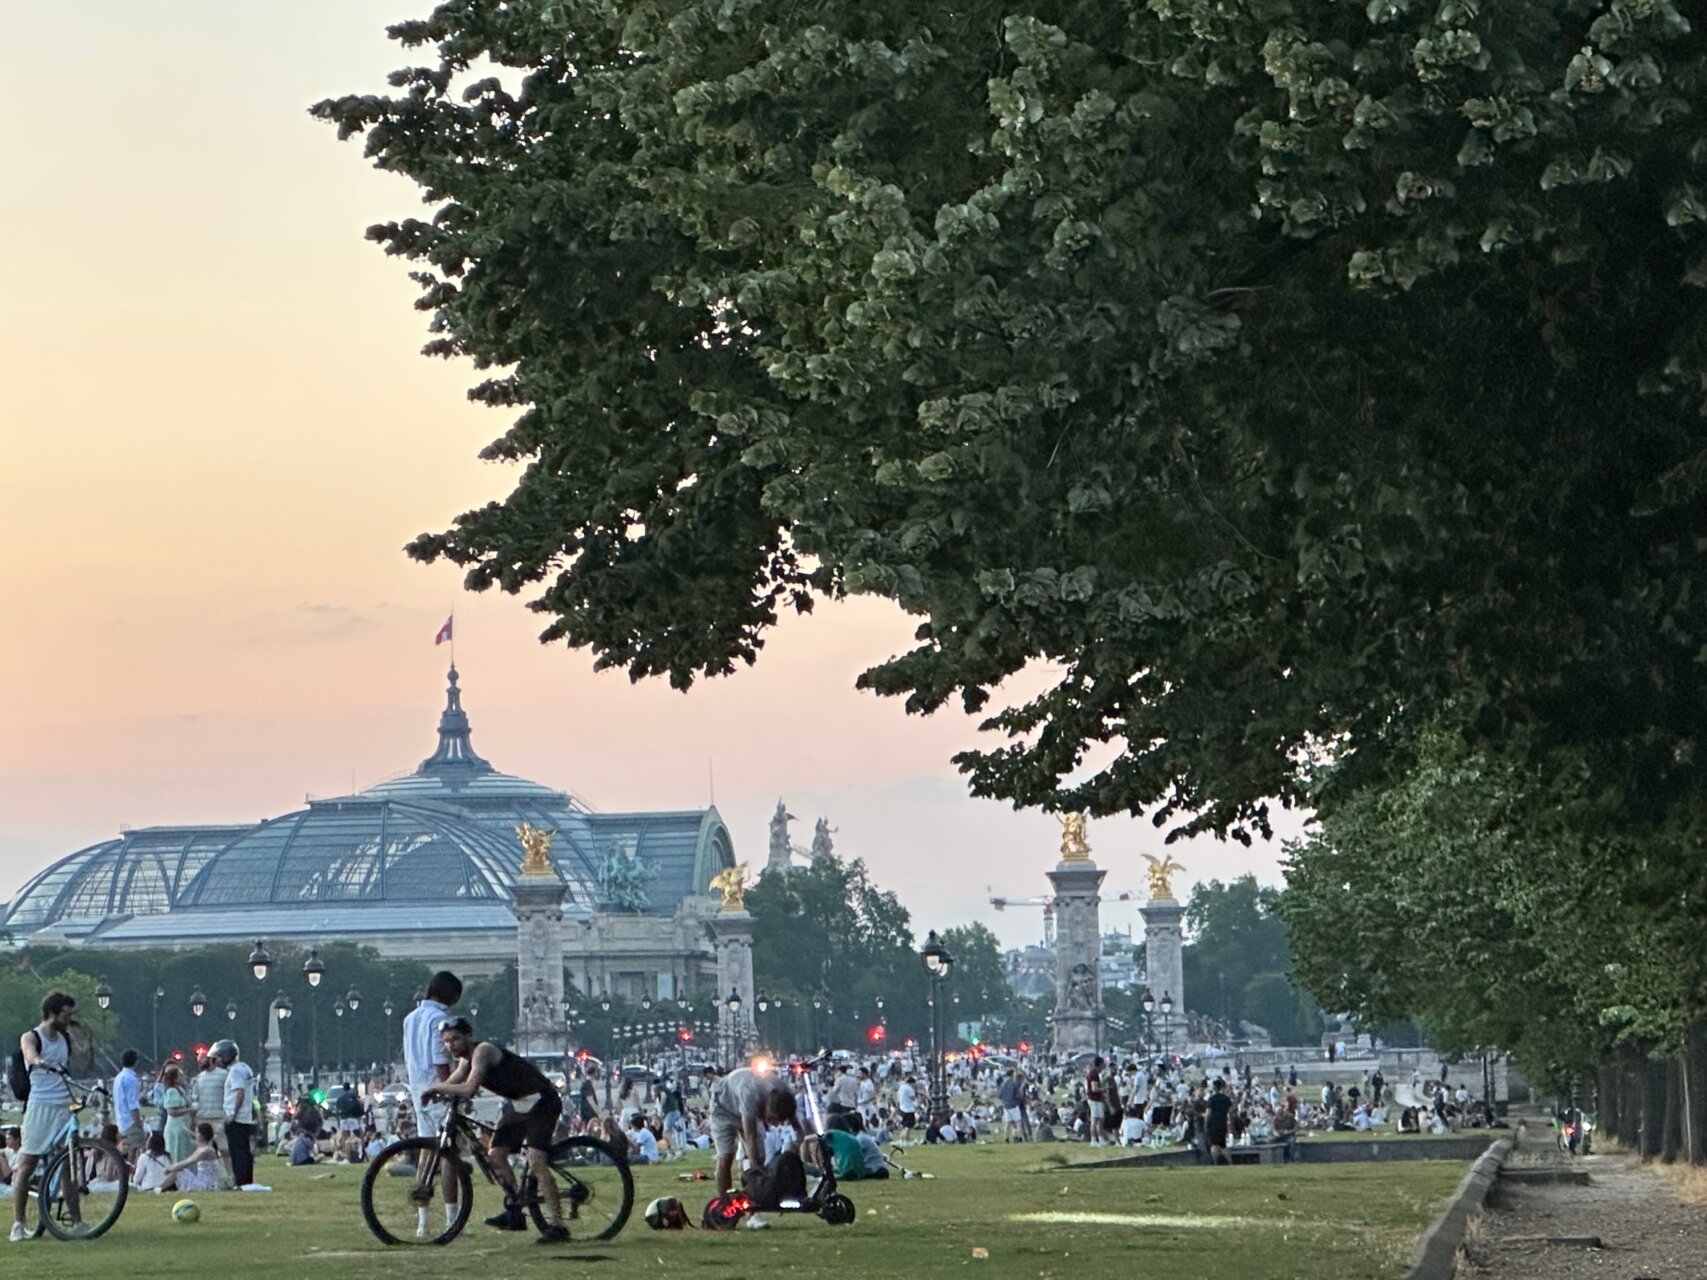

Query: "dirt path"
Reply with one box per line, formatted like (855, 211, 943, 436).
(1457, 1149, 1705, 1279)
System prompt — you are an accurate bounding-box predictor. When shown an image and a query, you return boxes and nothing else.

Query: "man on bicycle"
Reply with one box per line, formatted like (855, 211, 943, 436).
(424, 1018, 567, 1244)
(11, 991, 80, 1244)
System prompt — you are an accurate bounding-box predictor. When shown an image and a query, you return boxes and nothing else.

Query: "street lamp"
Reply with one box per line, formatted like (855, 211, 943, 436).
(190, 988, 207, 1018)
(248, 939, 272, 982)
(640, 995, 653, 1012)
(920, 930, 954, 1133)
(95, 976, 112, 1011)
(303, 947, 326, 1084)
(346, 987, 361, 1012)
(334, 998, 347, 1076)
(225, 1000, 238, 1022)
(725, 988, 743, 1065)
(277, 993, 294, 1100)
(152, 986, 165, 1061)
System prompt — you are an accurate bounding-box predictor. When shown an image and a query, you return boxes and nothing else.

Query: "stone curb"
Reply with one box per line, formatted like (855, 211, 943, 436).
(1402, 1137, 1512, 1280)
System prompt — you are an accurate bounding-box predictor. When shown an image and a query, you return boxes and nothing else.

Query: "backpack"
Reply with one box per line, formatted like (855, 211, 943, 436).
(741, 1149, 808, 1210)
(6, 1030, 41, 1103)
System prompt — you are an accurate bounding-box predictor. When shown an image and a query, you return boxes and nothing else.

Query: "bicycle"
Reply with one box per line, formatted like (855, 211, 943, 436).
(15, 1073, 130, 1241)
(360, 1099, 633, 1246)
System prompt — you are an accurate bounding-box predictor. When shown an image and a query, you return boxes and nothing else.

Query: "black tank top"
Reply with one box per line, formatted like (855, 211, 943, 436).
(479, 1043, 552, 1100)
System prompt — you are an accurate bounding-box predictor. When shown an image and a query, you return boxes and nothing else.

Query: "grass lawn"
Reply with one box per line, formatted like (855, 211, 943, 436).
(10, 1140, 1469, 1279)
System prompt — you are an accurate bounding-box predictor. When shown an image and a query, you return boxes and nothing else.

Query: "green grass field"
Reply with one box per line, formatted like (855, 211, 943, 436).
(9, 1140, 1469, 1279)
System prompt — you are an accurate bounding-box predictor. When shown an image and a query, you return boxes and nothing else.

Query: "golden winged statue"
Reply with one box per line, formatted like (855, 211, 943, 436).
(709, 863, 748, 912)
(1057, 811, 1092, 862)
(515, 823, 558, 877)
(1143, 853, 1185, 902)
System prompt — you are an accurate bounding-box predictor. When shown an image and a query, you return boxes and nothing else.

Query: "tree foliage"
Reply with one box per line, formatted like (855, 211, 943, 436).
(1179, 875, 1322, 1045)
(315, 0, 1707, 846)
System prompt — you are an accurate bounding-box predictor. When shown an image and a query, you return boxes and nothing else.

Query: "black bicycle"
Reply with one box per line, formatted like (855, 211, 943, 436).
(361, 1100, 633, 1246)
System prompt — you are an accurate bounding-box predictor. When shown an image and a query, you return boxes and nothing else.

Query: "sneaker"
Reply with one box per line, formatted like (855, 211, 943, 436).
(742, 1214, 770, 1230)
(535, 1224, 570, 1244)
(484, 1208, 527, 1231)
(9, 1223, 28, 1244)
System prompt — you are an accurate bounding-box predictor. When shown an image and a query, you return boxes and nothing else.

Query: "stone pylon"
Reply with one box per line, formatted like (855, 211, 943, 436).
(708, 908, 755, 1063)
(1048, 820, 1106, 1056)
(1140, 895, 1186, 1051)
(511, 831, 568, 1061)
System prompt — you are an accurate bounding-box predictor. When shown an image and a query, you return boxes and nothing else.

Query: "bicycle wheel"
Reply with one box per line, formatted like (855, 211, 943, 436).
(41, 1139, 129, 1240)
(361, 1137, 473, 1246)
(528, 1136, 633, 1241)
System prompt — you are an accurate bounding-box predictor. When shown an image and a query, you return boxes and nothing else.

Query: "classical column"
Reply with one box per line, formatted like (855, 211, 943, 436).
(1048, 814, 1106, 1057)
(512, 824, 568, 1060)
(1140, 896, 1186, 1051)
(707, 864, 756, 1064)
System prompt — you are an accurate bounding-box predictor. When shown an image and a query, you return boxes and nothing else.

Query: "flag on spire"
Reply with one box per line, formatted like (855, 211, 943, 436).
(434, 616, 454, 646)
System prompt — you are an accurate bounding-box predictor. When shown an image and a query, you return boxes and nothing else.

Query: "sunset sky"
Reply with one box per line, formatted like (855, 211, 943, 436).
(2, 2, 1301, 949)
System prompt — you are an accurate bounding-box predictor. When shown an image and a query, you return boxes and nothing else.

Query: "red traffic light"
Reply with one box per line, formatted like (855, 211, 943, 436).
(1018, 1039, 1032, 1053)
(575, 1049, 591, 1061)
(171, 1049, 184, 1061)
(867, 1025, 886, 1044)
(678, 1028, 693, 1043)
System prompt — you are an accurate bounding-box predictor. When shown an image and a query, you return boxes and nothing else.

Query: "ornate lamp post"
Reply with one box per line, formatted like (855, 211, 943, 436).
(95, 976, 113, 1011)
(151, 985, 165, 1062)
(190, 988, 207, 1019)
(921, 930, 955, 1133)
(273, 993, 294, 1110)
(225, 1000, 238, 1023)
(248, 940, 271, 983)
(725, 987, 743, 1066)
(303, 947, 326, 1085)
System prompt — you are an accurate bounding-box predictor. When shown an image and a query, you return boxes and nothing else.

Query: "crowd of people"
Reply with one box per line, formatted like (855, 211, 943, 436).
(5, 978, 1509, 1245)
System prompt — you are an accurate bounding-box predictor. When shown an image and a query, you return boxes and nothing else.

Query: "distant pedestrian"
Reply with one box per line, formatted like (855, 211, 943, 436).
(112, 1049, 145, 1154)
(216, 1040, 257, 1188)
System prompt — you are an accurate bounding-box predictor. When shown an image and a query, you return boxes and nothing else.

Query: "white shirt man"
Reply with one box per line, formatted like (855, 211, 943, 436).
(896, 1078, 918, 1120)
(403, 977, 460, 1140)
(628, 1118, 660, 1164)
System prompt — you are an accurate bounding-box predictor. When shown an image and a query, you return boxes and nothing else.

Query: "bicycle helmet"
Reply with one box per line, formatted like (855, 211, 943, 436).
(209, 1039, 238, 1064)
(644, 1196, 690, 1230)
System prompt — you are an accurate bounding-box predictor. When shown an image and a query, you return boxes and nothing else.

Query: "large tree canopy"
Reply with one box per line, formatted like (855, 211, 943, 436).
(313, 1, 1707, 842)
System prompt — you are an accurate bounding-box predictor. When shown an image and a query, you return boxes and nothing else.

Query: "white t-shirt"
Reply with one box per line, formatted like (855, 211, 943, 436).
(402, 999, 452, 1100)
(630, 1127, 659, 1162)
(224, 1060, 256, 1123)
(896, 1081, 917, 1112)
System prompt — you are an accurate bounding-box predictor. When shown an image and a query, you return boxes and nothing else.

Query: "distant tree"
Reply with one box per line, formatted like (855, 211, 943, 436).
(1179, 876, 1319, 1043)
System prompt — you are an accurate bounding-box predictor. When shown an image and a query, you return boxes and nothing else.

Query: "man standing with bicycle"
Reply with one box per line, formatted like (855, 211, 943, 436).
(425, 1018, 568, 1244)
(11, 991, 80, 1244)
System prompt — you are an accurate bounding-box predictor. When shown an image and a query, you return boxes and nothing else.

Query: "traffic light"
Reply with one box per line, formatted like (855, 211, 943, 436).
(1018, 1038, 1033, 1054)
(575, 1049, 590, 1062)
(678, 1028, 693, 1043)
(867, 1024, 885, 1044)
(310, 1088, 327, 1105)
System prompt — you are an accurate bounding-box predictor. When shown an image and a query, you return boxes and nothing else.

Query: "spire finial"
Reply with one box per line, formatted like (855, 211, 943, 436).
(417, 664, 492, 778)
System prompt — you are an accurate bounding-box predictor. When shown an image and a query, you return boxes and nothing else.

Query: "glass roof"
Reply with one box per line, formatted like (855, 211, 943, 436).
(1, 667, 733, 938)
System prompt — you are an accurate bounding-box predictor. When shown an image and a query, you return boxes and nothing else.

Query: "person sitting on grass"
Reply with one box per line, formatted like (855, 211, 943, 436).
(289, 1127, 318, 1166)
(163, 1124, 223, 1192)
(132, 1132, 172, 1192)
(627, 1113, 659, 1165)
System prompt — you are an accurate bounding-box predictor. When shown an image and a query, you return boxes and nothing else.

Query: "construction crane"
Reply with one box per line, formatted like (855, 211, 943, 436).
(988, 888, 1141, 949)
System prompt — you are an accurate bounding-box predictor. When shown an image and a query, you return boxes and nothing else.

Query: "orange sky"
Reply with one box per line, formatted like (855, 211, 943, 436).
(0, 2, 1298, 948)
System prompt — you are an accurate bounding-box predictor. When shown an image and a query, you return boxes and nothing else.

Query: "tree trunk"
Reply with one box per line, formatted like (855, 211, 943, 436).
(1662, 1055, 1684, 1163)
(1641, 1054, 1668, 1159)
(1686, 1022, 1707, 1166)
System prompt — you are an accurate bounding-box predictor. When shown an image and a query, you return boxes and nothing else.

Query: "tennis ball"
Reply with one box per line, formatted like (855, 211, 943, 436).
(172, 1198, 201, 1224)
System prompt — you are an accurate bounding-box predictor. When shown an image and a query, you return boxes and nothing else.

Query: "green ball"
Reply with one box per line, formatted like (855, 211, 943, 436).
(172, 1198, 201, 1224)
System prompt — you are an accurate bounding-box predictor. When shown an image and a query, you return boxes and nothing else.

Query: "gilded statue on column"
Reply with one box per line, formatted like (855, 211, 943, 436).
(709, 864, 748, 912)
(1057, 811, 1092, 862)
(1143, 853, 1185, 901)
(516, 823, 558, 877)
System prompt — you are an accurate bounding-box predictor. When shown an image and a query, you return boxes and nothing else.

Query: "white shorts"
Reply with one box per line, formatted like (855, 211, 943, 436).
(1003, 1107, 1022, 1124)
(21, 1102, 72, 1157)
(414, 1099, 448, 1140)
(1089, 1101, 1106, 1122)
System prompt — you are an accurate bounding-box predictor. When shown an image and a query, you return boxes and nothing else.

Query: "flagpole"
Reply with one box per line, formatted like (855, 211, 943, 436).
(450, 610, 456, 667)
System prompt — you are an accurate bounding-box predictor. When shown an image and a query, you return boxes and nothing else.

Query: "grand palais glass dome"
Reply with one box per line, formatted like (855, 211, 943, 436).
(2, 668, 735, 956)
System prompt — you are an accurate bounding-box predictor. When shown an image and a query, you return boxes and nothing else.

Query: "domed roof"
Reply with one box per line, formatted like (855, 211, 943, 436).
(175, 798, 528, 907)
(2, 666, 735, 944)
